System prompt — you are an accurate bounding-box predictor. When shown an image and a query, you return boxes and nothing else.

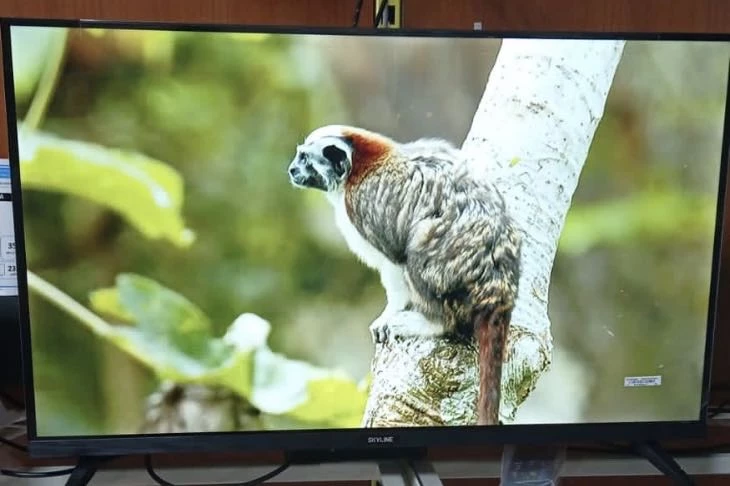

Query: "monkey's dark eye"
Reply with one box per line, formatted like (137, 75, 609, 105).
(323, 144, 348, 177)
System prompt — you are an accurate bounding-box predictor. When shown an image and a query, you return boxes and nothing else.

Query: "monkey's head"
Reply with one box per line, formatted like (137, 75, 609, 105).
(288, 125, 354, 193)
(288, 125, 394, 193)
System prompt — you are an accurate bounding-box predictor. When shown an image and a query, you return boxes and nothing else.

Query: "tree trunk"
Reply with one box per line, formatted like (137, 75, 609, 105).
(363, 39, 626, 427)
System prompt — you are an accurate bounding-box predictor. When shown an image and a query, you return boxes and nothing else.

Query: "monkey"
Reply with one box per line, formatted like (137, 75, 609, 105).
(287, 125, 521, 426)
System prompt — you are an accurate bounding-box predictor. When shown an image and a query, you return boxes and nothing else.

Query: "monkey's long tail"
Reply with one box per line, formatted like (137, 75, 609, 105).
(476, 308, 510, 426)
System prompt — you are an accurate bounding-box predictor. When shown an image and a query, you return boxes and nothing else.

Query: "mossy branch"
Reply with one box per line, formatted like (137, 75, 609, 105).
(363, 39, 626, 426)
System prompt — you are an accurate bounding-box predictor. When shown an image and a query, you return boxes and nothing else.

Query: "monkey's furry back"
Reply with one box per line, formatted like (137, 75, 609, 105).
(344, 137, 522, 339)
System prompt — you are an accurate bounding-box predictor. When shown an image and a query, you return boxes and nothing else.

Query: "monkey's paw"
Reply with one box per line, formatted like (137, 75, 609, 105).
(369, 311, 444, 344)
(369, 313, 394, 343)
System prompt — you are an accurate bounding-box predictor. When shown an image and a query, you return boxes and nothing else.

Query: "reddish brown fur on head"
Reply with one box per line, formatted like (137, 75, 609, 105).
(303, 125, 395, 190)
(339, 127, 394, 188)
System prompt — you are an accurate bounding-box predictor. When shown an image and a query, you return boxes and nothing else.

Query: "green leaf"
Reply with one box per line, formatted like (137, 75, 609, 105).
(84, 274, 253, 394)
(84, 274, 367, 427)
(559, 189, 716, 255)
(247, 347, 367, 428)
(290, 378, 369, 428)
(29, 270, 251, 393)
(114, 274, 214, 356)
(89, 274, 229, 365)
(509, 156, 521, 167)
(224, 314, 368, 427)
(103, 325, 240, 381)
(101, 323, 254, 398)
(18, 125, 195, 247)
(88, 287, 134, 323)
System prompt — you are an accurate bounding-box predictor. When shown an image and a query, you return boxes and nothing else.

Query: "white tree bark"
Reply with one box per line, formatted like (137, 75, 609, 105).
(363, 39, 626, 427)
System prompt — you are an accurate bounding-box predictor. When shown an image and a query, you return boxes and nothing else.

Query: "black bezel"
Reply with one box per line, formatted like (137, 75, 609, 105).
(2, 17, 729, 459)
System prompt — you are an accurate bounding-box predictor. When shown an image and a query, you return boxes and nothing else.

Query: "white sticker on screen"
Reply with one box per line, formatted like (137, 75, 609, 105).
(624, 376, 662, 387)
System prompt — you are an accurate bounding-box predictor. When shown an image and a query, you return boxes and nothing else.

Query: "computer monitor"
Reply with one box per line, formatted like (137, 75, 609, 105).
(2, 19, 729, 459)
(0, 157, 21, 391)
(0, 159, 17, 295)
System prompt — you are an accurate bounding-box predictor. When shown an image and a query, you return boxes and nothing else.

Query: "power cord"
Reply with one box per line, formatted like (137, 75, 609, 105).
(0, 413, 28, 453)
(352, 0, 365, 27)
(0, 436, 79, 479)
(144, 455, 291, 486)
(3, 444, 730, 482)
(0, 467, 77, 479)
(374, 0, 389, 27)
(0, 435, 27, 453)
(0, 419, 92, 480)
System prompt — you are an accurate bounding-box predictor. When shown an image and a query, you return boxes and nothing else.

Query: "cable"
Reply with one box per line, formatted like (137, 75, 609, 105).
(1, 467, 76, 479)
(0, 415, 28, 452)
(0, 435, 27, 453)
(374, 0, 389, 27)
(0, 427, 78, 479)
(0, 423, 80, 480)
(352, 0, 365, 27)
(144, 455, 291, 486)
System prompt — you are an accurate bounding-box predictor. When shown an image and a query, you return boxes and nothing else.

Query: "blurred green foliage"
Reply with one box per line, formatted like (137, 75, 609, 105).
(540, 41, 729, 422)
(30, 270, 367, 429)
(560, 189, 715, 255)
(13, 26, 372, 435)
(18, 125, 194, 247)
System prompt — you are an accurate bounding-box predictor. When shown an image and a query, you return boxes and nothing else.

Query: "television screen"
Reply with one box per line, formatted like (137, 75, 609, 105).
(3, 21, 729, 454)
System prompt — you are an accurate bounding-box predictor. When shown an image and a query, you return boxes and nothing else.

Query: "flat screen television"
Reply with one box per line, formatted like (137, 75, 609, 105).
(2, 18, 729, 462)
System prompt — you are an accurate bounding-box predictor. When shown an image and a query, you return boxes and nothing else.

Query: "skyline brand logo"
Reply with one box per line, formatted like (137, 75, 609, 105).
(367, 436, 396, 445)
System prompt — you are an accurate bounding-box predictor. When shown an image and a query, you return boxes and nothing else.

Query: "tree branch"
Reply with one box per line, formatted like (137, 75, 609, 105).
(363, 39, 626, 427)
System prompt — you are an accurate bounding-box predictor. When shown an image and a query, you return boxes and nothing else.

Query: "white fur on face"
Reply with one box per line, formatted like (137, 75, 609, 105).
(298, 131, 353, 192)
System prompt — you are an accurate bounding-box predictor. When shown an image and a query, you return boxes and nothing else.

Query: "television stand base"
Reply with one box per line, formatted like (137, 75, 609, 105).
(631, 441, 694, 486)
(375, 459, 443, 486)
(287, 448, 441, 486)
(64, 456, 116, 486)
